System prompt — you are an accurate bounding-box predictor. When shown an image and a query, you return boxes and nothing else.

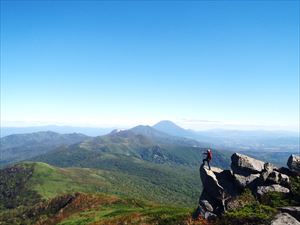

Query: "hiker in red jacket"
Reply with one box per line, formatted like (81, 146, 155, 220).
(202, 148, 212, 170)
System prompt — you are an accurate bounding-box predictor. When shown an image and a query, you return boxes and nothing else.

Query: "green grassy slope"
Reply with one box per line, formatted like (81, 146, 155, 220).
(0, 192, 204, 225)
(1, 161, 201, 207)
(0, 162, 205, 224)
(56, 201, 196, 225)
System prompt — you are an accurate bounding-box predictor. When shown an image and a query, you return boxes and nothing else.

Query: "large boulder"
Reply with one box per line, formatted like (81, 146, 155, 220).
(200, 165, 224, 199)
(215, 169, 241, 197)
(276, 167, 299, 177)
(261, 162, 277, 181)
(234, 173, 260, 189)
(266, 171, 289, 187)
(196, 199, 217, 220)
(279, 207, 300, 221)
(271, 213, 300, 225)
(256, 184, 290, 197)
(210, 167, 224, 174)
(199, 165, 229, 215)
(199, 165, 242, 215)
(199, 190, 225, 216)
(287, 155, 300, 173)
(199, 200, 214, 212)
(231, 153, 265, 176)
(204, 211, 217, 221)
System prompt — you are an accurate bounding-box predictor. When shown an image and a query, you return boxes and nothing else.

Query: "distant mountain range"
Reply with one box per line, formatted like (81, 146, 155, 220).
(2, 121, 298, 153)
(153, 120, 299, 153)
(1, 121, 299, 167)
(153, 120, 197, 138)
(0, 131, 90, 165)
(29, 125, 230, 170)
(152, 121, 299, 165)
(0, 125, 113, 137)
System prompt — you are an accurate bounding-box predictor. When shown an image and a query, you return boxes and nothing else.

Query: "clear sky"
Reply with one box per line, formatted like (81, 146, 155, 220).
(1, 1, 299, 131)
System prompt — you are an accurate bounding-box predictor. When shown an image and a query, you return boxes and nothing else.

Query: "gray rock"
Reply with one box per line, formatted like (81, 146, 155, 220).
(261, 162, 277, 181)
(216, 169, 241, 197)
(199, 164, 228, 215)
(287, 155, 300, 173)
(271, 213, 300, 225)
(266, 171, 290, 186)
(199, 190, 224, 216)
(279, 207, 300, 221)
(210, 167, 224, 174)
(257, 184, 290, 197)
(264, 162, 277, 171)
(204, 211, 217, 221)
(234, 173, 260, 189)
(261, 170, 271, 182)
(276, 167, 299, 177)
(231, 153, 265, 176)
(199, 200, 214, 212)
(200, 165, 224, 199)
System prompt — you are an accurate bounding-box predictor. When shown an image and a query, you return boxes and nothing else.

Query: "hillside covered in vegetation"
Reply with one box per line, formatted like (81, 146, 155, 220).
(1, 153, 299, 225)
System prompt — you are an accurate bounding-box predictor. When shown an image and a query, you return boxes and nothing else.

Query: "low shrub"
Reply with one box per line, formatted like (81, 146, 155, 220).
(219, 203, 277, 225)
(260, 192, 290, 208)
(290, 176, 300, 205)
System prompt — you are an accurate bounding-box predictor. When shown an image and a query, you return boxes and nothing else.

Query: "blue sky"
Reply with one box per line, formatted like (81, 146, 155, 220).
(1, 1, 299, 130)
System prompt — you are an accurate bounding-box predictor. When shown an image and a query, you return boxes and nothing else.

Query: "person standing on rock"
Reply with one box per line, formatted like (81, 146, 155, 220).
(203, 149, 212, 170)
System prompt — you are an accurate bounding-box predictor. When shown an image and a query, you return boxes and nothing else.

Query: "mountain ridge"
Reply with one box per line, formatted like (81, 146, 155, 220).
(29, 125, 230, 169)
(153, 120, 198, 139)
(0, 131, 90, 166)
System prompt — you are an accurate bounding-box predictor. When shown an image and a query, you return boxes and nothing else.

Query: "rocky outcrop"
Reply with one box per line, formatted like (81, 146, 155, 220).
(288, 155, 300, 173)
(197, 165, 241, 218)
(200, 166, 224, 200)
(199, 200, 213, 212)
(197, 153, 300, 222)
(198, 166, 226, 216)
(256, 184, 290, 197)
(230, 154, 293, 197)
(234, 173, 260, 188)
(279, 207, 300, 221)
(271, 213, 300, 225)
(231, 153, 265, 176)
(266, 171, 289, 186)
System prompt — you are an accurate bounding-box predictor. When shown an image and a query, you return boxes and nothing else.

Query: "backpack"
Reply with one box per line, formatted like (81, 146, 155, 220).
(207, 151, 212, 160)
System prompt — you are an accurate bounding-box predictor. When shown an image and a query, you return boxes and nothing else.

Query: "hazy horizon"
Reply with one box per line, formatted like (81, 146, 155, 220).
(1, 119, 299, 133)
